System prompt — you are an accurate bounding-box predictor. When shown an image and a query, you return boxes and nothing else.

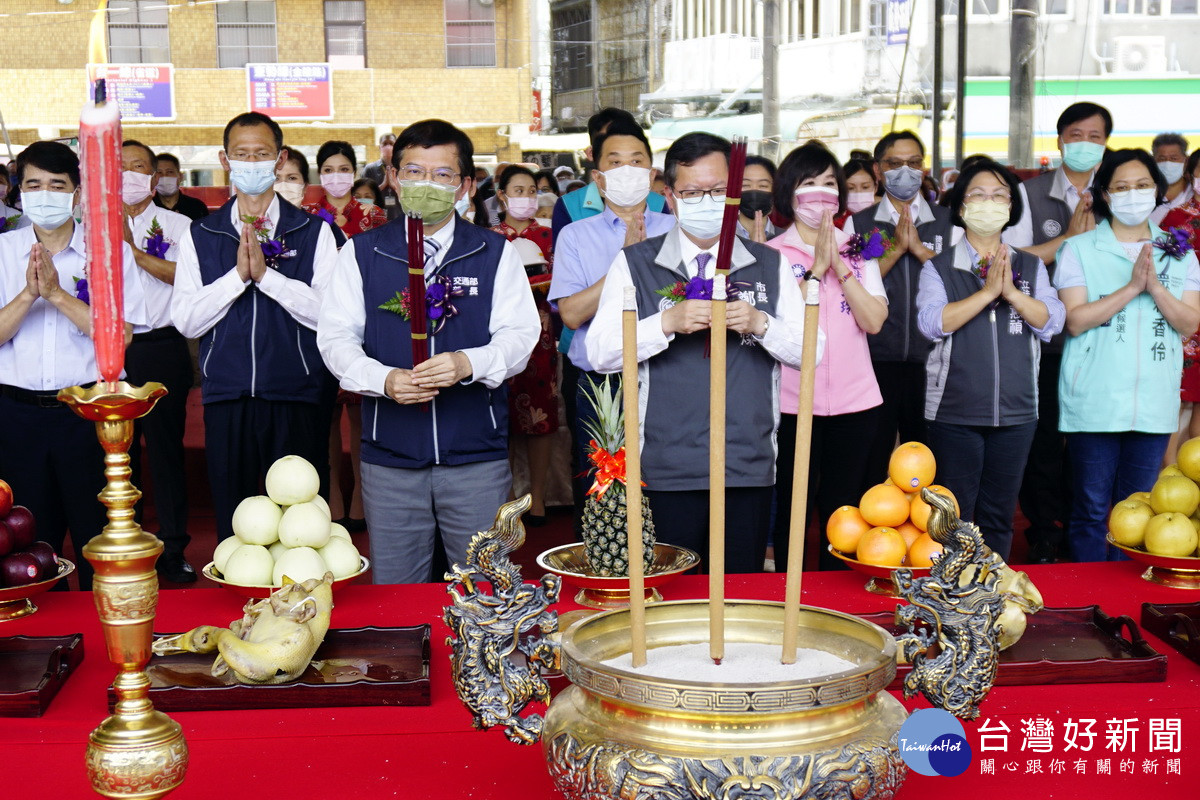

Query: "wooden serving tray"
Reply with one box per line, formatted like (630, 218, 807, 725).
(113, 625, 431, 712)
(0, 633, 85, 717)
(858, 605, 1166, 687)
(1141, 601, 1200, 667)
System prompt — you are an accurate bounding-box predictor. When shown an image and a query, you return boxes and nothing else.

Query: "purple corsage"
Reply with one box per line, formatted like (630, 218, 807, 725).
(74, 276, 89, 305)
(378, 275, 465, 335)
(1154, 227, 1193, 260)
(240, 214, 296, 269)
(840, 229, 890, 266)
(143, 217, 171, 258)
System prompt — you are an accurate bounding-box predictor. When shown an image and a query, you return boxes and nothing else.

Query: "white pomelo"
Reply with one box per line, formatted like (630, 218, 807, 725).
(309, 493, 330, 517)
(223, 544, 275, 586)
(232, 495, 282, 545)
(329, 522, 352, 541)
(265, 455, 320, 506)
(318, 537, 362, 579)
(278, 501, 332, 548)
(273, 546, 328, 586)
(268, 541, 290, 561)
(212, 536, 244, 575)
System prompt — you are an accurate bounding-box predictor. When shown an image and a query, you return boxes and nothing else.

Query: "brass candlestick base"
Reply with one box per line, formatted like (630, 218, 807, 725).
(59, 381, 188, 799)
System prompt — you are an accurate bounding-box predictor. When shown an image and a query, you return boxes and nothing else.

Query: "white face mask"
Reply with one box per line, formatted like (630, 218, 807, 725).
(22, 190, 75, 230)
(1158, 160, 1185, 185)
(674, 193, 725, 239)
(274, 181, 305, 206)
(320, 172, 354, 199)
(600, 165, 651, 208)
(1108, 187, 1157, 226)
(122, 171, 154, 206)
(155, 176, 179, 196)
(846, 191, 877, 214)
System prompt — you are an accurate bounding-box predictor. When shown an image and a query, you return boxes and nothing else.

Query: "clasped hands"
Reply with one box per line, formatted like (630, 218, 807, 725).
(980, 246, 1024, 303)
(236, 223, 268, 283)
(23, 242, 66, 302)
(662, 297, 768, 337)
(384, 351, 474, 404)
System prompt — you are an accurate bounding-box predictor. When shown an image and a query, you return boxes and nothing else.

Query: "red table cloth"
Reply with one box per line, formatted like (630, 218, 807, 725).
(2, 562, 1198, 798)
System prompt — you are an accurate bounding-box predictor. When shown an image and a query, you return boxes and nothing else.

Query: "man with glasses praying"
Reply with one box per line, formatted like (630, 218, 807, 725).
(317, 119, 539, 584)
(585, 132, 821, 573)
(845, 130, 957, 485)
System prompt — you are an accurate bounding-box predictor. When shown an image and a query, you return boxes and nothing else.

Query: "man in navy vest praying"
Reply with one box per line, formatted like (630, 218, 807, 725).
(318, 119, 539, 584)
(171, 112, 340, 542)
(585, 132, 822, 574)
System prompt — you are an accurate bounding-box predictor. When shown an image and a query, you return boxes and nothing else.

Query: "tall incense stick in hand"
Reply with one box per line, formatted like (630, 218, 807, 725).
(706, 137, 747, 359)
(406, 213, 429, 366)
(708, 274, 727, 665)
(622, 286, 647, 668)
(782, 277, 822, 664)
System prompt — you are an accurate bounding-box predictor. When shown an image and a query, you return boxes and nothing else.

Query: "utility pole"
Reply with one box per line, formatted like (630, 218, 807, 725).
(932, 0, 944, 179)
(955, 0, 967, 164)
(762, 0, 780, 162)
(1008, 0, 1037, 168)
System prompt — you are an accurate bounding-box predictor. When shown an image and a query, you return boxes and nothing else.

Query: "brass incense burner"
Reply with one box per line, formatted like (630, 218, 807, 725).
(445, 495, 1006, 799)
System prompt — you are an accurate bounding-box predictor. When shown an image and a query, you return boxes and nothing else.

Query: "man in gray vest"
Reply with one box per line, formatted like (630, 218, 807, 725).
(846, 131, 957, 484)
(1003, 101, 1111, 563)
(586, 132, 820, 574)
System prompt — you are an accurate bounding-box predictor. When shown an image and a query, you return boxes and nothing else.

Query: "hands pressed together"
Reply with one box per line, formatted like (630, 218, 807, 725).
(236, 223, 268, 283)
(23, 242, 66, 303)
(384, 352, 474, 405)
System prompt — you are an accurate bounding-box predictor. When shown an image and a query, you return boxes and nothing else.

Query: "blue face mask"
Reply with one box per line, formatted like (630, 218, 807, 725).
(228, 158, 278, 197)
(22, 190, 75, 230)
(1062, 141, 1105, 173)
(883, 166, 923, 202)
(674, 194, 725, 239)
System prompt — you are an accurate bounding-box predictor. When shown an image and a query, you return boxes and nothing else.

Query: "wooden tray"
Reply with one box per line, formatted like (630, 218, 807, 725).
(1141, 601, 1200, 667)
(0, 633, 85, 717)
(858, 605, 1166, 687)
(112, 625, 431, 712)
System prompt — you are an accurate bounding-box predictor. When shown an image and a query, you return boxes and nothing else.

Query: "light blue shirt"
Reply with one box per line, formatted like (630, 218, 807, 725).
(548, 206, 676, 371)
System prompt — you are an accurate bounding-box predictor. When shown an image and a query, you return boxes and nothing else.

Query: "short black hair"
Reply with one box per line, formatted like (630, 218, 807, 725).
(663, 132, 730, 188)
(744, 154, 777, 180)
(223, 111, 283, 152)
(1056, 102, 1113, 138)
(592, 119, 652, 164)
(1187, 148, 1200, 183)
(122, 139, 157, 170)
(284, 150, 310, 184)
(774, 140, 846, 220)
(316, 140, 356, 171)
(942, 157, 1024, 230)
(498, 165, 537, 193)
(874, 130, 925, 162)
(1091, 148, 1167, 222)
(588, 107, 637, 149)
(155, 152, 181, 170)
(842, 157, 876, 186)
(352, 177, 383, 206)
(393, 118, 475, 179)
(379, 133, 396, 146)
(1153, 132, 1189, 155)
(17, 140, 80, 190)
(534, 169, 560, 196)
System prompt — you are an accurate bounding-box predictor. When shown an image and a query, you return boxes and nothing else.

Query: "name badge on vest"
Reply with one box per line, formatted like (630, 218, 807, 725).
(924, 234, 944, 255)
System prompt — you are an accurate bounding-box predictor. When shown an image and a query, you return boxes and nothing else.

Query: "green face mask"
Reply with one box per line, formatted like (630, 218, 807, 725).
(399, 180, 457, 223)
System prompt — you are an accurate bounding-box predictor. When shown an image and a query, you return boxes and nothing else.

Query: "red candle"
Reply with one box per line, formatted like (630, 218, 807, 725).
(79, 79, 125, 384)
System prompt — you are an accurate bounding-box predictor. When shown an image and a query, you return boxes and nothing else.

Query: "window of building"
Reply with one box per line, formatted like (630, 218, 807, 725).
(1042, 0, 1074, 15)
(107, 0, 170, 64)
(325, 1, 366, 68)
(217, 0, 278, 69)
(841, 0, 863, 34)
(1102, 0, 1195, 12)
(445, 0, 497, 68)
(551, 0, 592, 92)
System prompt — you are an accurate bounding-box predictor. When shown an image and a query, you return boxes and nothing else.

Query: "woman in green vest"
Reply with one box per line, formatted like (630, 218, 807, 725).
(1055, 149, 1200, 561)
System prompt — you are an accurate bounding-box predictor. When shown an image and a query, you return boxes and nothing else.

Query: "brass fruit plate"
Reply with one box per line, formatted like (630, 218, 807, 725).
(828, 546, 931, 597)
(0, 560, 77, 621)
(536, 543, 700, 609)
(202, 557, 370, 599)
(1107, 535, 1200, 589)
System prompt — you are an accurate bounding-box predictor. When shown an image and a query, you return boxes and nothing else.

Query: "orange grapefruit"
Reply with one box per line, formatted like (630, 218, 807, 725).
(907, 533, 944, 567)
(888, 442, 937, 492)
(909, 485, 961, 531)
(826, 506, 871, 554)
(895, 520, 922, 550)
(857, 526, 907, 566)
(859, 484, 911, 528)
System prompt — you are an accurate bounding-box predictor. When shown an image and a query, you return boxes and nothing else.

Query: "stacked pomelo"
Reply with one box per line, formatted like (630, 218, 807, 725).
(1108, 437, 1200, 557)
(212, 456, 365, 586)
(828, 442, 957, 568)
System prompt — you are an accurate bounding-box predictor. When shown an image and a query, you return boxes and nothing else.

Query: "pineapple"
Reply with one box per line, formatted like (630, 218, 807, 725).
(579, 376, 657, 577)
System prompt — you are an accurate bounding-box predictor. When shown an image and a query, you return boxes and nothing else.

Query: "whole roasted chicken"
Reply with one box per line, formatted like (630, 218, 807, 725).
(152, 573, 334, 684)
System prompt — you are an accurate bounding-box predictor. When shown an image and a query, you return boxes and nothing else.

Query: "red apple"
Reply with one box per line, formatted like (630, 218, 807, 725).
(1, 552, 41, 587)
(23, 541, 58, 576)
(0, 479, 11, 517)
(0, 520, 12, 558)
(3, 506, 35, 550)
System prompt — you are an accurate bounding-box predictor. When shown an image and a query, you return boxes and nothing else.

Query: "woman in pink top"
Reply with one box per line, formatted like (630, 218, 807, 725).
(767, 141, 889, 570)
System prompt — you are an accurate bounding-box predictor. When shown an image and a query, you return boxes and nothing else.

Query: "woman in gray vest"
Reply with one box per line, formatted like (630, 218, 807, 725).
(916, 159, 1065, 559)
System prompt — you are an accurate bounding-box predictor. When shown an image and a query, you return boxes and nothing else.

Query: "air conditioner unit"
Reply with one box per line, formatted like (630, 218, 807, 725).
(1112, 36, 1167, 74)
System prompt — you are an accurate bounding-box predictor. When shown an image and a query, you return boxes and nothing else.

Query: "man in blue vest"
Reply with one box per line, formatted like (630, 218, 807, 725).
(585, 132, 819, 574)
(318, 119, 540, 584)
(171, 111, 340, 543)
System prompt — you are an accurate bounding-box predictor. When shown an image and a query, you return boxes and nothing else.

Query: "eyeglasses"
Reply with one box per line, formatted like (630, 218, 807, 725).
(964, 189, 1012, 204)
(674, 187, 727, 204)
(398, 165, 462, 186)
(880, 157, 925, 171)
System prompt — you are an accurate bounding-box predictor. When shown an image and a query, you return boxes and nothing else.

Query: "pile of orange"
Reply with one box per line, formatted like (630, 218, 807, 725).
(827, 442, 957, 568)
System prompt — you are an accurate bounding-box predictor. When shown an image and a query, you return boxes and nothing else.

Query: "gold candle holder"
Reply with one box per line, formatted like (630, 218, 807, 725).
(58, 381, 188, 799)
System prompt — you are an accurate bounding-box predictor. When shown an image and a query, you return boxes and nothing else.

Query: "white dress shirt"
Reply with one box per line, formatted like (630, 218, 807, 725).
(1003, 167, 1091, 249)
(1150, 183, 1195, 226)
(170, 196, 339, 338)
(318, 214, 540, 396)
(126, 203, 191, 330)
(844, 193, 964, 247)
(585, 226, 823, 373)
(0, 222, 148, 390)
